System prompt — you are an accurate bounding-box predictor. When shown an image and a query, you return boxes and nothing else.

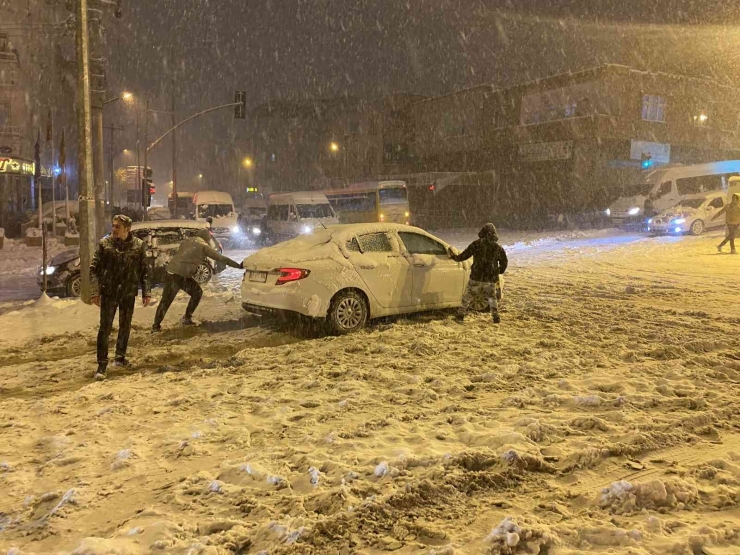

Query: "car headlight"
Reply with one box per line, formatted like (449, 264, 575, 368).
(231, 226, 241, 233)
(42, 266, 56, 276)
(605, 208, 611, 216)
(672, 218, 686, 225)
(628, 207, 640, 216)
(647, 218, 653, 224)
(251, 227, 261, 235)
(300, 225, 312, 234)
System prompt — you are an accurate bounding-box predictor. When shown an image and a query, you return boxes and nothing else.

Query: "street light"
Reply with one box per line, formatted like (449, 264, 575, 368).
(330, 141, 340, 153)
(243, 157, 253, 168)
(104, 91, 134, 106)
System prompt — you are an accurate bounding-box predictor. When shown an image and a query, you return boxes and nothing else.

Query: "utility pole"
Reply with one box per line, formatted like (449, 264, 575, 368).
(171, 75, 178, 218)
(135, 107, 141, 212)
(105, 125, 124, 206)
(76, 0, 96, 304)
(142, 97, 149, 219)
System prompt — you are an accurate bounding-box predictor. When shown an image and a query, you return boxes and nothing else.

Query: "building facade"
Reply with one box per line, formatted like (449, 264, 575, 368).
(408, 65, 740, 228)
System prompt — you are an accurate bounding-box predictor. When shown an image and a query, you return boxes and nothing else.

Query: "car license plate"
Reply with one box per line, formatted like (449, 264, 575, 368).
(249, 271, 268, 283)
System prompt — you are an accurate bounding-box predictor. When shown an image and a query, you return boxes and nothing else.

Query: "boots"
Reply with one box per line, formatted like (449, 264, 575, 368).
(492, 312, 501, 324)
(181, 316, 196, 326)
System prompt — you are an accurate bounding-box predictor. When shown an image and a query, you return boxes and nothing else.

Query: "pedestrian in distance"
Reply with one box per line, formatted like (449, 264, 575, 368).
(713, 193, 740, 254)
(91, 214, 151, 380)
(449, 223, 508, 324)
(152, 228, 243, 331)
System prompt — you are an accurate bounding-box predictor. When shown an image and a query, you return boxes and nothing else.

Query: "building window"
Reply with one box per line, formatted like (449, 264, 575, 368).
(0, 102, 8, 126)
(642, 95, 667, 122)
(0, 34, 8, 53)
(564, 102, 577, 118)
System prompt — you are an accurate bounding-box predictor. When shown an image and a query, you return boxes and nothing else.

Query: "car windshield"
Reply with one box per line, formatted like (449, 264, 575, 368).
(197, 203, 233, 218)
(676, 198, 706, 209)
(378, 188, 407, 205)
(247, 207, 266, 216)
(297, 203, 334, 219)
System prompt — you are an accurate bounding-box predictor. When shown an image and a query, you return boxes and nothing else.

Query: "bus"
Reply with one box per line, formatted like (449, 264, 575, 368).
(323, 180, 410, 225)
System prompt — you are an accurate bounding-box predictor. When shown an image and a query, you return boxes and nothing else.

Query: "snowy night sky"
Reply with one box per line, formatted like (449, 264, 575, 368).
(102, 0, 740, 188)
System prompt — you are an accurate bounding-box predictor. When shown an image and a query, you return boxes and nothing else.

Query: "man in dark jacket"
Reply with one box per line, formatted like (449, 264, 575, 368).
(449, 223, 508, 323)
(152, 228, 243, 331)
(713, 193, 740, 254)
(91, 214, 151, 379)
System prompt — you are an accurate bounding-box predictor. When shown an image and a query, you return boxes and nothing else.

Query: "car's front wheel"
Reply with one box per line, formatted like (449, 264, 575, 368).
(193, 263, 213, 285)
(328, 290, 368, 335)
(66, 273, 82, 298)
(690, 219, 705, 236)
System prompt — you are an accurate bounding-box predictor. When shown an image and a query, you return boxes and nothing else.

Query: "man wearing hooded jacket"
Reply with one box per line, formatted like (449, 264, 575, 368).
(152, 228, 243, 331)
(449, 223, 508, 323)
(713, 193, 740, 254)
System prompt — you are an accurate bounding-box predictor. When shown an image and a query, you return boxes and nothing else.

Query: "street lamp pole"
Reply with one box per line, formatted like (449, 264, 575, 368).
(75, 0, 96, 304)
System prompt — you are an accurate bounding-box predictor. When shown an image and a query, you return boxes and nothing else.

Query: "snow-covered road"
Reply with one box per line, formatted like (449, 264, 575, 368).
(1, 228, 740, 554)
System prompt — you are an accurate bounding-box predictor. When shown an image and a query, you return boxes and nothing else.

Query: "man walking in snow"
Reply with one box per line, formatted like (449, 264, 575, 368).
(152, 228, 243, 331)
(713, 193, 740, 254)
(91, 214, 151, 380)
(449, 223, 508, 324)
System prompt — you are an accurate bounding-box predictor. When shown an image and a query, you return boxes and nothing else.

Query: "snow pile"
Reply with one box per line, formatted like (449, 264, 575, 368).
(0, 237, 66, 276)
(598, 479, 698, 514)
(485, 516, 556, 554)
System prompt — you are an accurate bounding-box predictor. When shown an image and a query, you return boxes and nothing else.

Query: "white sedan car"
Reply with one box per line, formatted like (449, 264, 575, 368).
(240, 223, 477, 334)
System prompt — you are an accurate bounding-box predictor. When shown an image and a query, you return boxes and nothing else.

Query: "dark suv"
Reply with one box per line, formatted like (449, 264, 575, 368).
(38, 220, 226, 298)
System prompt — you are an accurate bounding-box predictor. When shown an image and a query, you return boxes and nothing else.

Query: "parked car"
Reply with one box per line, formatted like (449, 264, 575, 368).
(147, 206, 172, 221)
(240, 223, 486, 334)
(647, 191, 728, 235)
(38, 220, 226, 298)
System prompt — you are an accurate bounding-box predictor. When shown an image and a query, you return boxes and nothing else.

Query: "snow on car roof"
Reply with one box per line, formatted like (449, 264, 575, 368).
(243, 223, 444, 268)
(130, 220, 209, 230)
(326, 223, 441, 243)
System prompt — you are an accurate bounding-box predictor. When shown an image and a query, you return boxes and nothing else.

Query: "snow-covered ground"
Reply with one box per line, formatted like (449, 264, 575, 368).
(2, 228, 740, 554)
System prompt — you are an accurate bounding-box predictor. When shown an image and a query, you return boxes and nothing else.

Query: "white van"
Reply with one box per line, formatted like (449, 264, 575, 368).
(266, 191, 339, 242)
(192, 190, 238, 242)
(606, 160, 740, 227)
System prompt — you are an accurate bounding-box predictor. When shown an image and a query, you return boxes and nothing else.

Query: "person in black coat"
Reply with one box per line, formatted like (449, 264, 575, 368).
(449, 223, 508, 323)
(90, 214, 151, 379)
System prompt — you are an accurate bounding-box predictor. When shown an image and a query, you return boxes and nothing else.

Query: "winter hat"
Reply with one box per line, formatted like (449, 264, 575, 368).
(478, 223, 498, 241)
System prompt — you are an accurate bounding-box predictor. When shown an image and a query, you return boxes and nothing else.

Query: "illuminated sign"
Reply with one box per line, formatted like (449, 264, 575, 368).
(246, 187, 259, 192)
(0, 157, 35, 176)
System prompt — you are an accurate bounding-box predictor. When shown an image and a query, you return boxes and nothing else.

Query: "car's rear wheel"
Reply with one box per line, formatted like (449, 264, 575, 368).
(328, 290, 368, 335)
(690, 219, 705, 236)
(193, 263, 213, 285)
(66, 273, 82, 298)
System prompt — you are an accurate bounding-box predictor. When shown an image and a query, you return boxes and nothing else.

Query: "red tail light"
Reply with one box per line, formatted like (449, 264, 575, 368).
(276, 268, 310, 285)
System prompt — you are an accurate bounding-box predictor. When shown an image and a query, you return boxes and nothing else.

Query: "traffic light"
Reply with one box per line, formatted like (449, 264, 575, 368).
(235, 91, 246, 119)
(141, 168, 154, 207)
(641, 153, 653, 170)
